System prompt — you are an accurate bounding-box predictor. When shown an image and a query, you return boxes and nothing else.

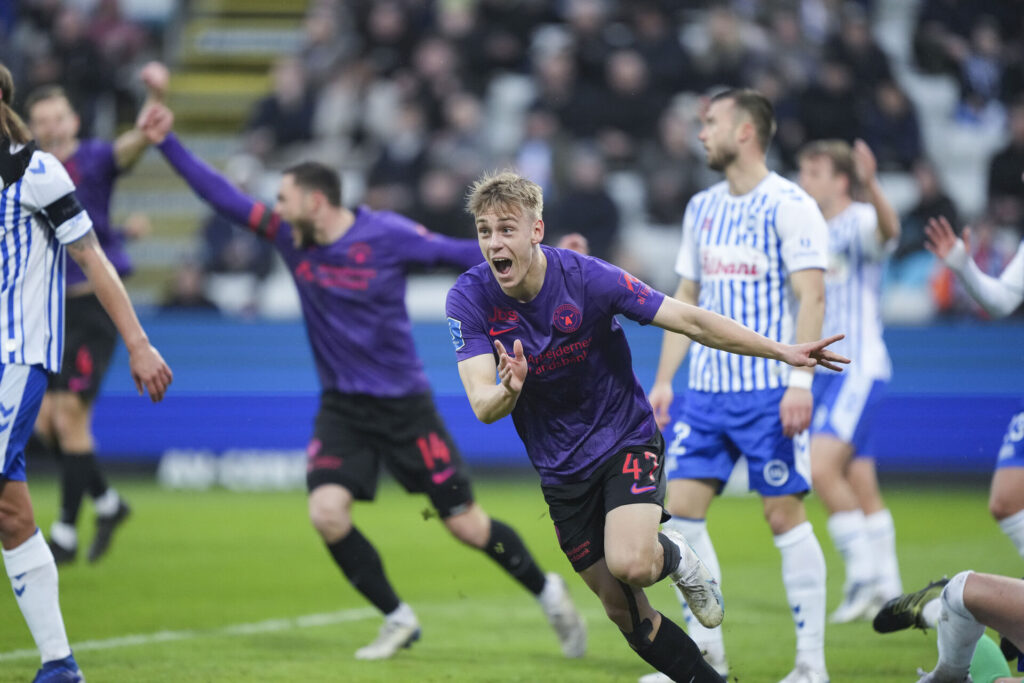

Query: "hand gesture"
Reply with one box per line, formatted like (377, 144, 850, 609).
(140, 61, 170, 100)
(128, 343, 173, 402)
(851, 138, 877, 186)
(494, 339, 527, 395)
(924, 216, 969, 261)
(137, 103, 174, 144)
(779, 334, 849, 372)
(557, 233, 590, 256)
(648, 382, 674, 431)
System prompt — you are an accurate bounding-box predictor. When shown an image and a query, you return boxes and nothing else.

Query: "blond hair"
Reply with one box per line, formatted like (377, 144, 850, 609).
(0, 63, 30, 145)
(466, 170, 544, 220)
(798, 139, 858, 194)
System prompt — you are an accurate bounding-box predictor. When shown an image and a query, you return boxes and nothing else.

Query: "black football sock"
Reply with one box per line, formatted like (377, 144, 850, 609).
(327, 527, 401, 615)
(85, 455, 111, 499)
(627, 613, 723, 682)
(59, 452, 95, 525)
(657, 532, 682, 581)
(481, 518, 547, 595)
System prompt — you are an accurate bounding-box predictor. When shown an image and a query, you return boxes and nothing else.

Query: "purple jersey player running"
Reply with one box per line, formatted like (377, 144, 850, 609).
(446, 170, 848, 682)
(139, 104, 587, 661)
(25, 63, 168, 565)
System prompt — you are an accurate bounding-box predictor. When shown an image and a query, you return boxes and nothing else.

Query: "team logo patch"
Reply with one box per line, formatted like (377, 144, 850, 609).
(447, 317, 465, 351)
(763, 458, 790, 487)
(347, 242, 372, 264)
(552, 303, 581, 333)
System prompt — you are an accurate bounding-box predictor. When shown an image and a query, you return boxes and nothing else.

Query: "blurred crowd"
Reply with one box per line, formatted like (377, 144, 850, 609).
(3, 0, 1024, 320)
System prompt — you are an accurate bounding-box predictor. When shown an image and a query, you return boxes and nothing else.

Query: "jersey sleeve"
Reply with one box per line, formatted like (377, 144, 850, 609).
(674, 200, 701, 281)
(583, 255, 666, 325)
(445, 282, 493, 361)
(157, 133, 295, 254)
(775, 195, 829, 274)
(388, 213, 483, 271)
(21, 152, 93, 245)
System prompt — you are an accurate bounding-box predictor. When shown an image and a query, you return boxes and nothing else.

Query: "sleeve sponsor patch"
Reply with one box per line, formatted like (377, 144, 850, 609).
(447, 317, 465, 351)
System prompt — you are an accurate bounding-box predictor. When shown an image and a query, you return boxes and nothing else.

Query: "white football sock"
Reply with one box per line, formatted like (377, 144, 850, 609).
(663, 517, 725, 661)
(997, 508, 1024, 560)
(921, 598, 942, 629)
(2, 529, 72, 664)
(932, 571, 983, 680)
(385, 601, 418, 626)
(93, 487, 120, 517)
(774, 521, 827, 672)
(48, 522, 76, 550)
(826, 510, 874, 590)
(865, 509, 902, 598)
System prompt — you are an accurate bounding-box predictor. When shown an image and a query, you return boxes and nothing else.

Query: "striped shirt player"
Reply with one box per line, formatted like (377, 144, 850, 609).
(810, 201, 892, 456)
(668, 172, 828, 494)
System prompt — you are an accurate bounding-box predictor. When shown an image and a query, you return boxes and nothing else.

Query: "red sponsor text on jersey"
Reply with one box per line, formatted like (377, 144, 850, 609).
(294, 260, 377, 291)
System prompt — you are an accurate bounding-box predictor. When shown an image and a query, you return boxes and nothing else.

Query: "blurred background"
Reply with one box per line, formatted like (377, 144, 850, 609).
(1, 0, 1022, 483)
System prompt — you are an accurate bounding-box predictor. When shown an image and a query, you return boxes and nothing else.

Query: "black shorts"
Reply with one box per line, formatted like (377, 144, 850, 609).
(306, 390, 474, 518)
(541, 432, 668, 573)
(49, 293, 118, 403)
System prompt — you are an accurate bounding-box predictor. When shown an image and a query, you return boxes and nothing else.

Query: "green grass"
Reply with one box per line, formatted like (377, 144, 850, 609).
(0, 477, 1019, 682)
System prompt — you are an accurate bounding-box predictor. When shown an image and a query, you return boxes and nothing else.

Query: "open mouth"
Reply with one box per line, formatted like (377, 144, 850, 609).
(492, 258, 513, 275)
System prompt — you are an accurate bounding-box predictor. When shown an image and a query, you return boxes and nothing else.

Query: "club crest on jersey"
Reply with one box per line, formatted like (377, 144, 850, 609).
(347, 242, 372, 264)
(552, 303, 581, 333)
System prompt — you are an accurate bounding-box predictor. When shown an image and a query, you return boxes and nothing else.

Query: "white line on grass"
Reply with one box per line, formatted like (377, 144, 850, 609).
(0, 607, 379, 662)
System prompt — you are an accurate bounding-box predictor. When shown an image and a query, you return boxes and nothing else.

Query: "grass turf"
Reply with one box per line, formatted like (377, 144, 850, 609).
(0, 476, 1019, 682)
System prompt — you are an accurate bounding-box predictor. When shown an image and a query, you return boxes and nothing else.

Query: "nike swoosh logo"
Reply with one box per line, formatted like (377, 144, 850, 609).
(630, 483, 657, 495)
(489, 326, 518, 336)
(29, 159, 45, 174)
(14, 584, 26, 597)
(431, 467, 456, 485)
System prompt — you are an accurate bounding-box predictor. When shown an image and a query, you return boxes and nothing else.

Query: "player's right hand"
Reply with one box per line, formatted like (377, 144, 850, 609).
(494, 338, 527, 395)
(129, 344, 173, 402)
(648, 382, 674, 431)
(924, 216, 969, 262)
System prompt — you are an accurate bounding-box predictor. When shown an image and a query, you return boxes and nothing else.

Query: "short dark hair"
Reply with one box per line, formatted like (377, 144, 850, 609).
(711, 88, 777, 151)
(24, 85, 72, 116)
(282, 161, 342, 207)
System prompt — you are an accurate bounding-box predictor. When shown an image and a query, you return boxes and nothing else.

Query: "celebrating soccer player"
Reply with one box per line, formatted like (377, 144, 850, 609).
(645, 89, 832, 683)
(0, 62, 172, 683)
(139, 103, 587, 661)
(797, 138, 904, 622)
(25, 62, 169, 565)
(446, 169, 847, 683)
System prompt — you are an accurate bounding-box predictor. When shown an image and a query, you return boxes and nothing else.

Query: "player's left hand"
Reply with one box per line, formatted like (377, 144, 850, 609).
(852, 138, 877, 185)
(780, 386, 812, 437)
(780, 334, 849, 372)
(494, 338, 527, 395)
(128, 343, 173, 402)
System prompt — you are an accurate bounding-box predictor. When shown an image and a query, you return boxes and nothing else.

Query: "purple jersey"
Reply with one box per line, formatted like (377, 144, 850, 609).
(446, 246, 666, 485)
(157, 133, 483, 397)
(61, 139, 132, 286)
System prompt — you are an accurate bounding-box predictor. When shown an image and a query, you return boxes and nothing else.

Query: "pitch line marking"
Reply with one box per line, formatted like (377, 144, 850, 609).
(0, 607, 379, 662)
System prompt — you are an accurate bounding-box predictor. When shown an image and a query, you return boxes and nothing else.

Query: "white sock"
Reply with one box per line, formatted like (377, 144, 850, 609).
(774, 521, 827, 672)
(997, 509, 1024, 560)
(921, 598, 942, 628)
(385, 601, 417, 626)
(826, 510, 874, 590)
(663, 517, 725, 660)
(2, 529, 72, 664)
(864, 509, 902, 598)
(93, 488, 120, 517)
(49, 522, 77, 550)
(933, 571, 984, 680)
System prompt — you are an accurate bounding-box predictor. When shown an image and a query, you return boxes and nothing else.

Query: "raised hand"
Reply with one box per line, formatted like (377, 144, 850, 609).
(128, 342, 173, 402)
(779, 334, 850, 372)
(924, 216, 970, 261)
(140, 61, 170, 100)
(137, 103, 174, 144)
(494, 338, 527, 395)
(851, 138, 877, 185)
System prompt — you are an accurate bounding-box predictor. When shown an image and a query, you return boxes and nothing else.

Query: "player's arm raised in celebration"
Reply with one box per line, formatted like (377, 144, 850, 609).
(853, 139, 900, 244)
(649, 278, 699, 430)
(651, 292, 846, 373)
(926, 215, 1024, 318)
(113, 62, 169, 171)
(457, 340, 527, 424)
(66, 230, 172, 401)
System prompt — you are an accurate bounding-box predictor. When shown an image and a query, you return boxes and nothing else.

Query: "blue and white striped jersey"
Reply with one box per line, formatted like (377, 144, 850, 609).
(675, 172, 829, 393)
(0, 146, 92, 372)
(819, 201, 892, 380)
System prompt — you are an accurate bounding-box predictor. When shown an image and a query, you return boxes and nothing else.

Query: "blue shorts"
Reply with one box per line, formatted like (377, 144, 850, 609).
(810, 373, 887, 456)
(996, 402, 1024, 470)
(0, 364, 48, 482)
(665, 388, 810, 496)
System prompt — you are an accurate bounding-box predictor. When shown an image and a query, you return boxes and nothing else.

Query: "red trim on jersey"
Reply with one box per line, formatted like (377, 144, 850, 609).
(265, 212, 281, 241)
(247, 202, 265, 232)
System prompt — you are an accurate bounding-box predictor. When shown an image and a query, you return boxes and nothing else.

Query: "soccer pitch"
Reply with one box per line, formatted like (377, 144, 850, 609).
(0, 476, 1019, 682)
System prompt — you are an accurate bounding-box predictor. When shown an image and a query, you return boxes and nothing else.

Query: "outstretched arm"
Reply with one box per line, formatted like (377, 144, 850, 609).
(114, 62, 170, 171)
(456, 339, 527, 423)
(926, 216, 1024, 318)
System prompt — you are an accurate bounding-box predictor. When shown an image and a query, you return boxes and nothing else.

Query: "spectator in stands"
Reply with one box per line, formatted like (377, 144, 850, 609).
(564, 0, 614, 88)
(798, 58, 859, 144)
(300, 3, 353, 89)
(412, 166, 470, 239)
(245, 57, 317, 159)
(515, 106, 568, 201)
(429, 91, 489, 181)
(596, 49, 667, 168)
(160, 262, 219, 313)
(629, 3, 693, 95)
(987, 99, 1024, 225)
(365, 100, 428, 214)
(825, 5, 893, 98)
(899, 159, 960, 261)
(861, 80, 922, 172)
(641, 104, 707, 226)
(692, 6, 759, 91)
(38, 7, 111, 137)
(533, 49, 602, 139)
(549, 144, 619, 262)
